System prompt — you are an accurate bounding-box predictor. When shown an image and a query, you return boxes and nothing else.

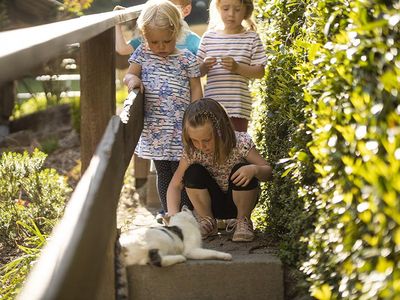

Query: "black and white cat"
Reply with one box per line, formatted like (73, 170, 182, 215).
(119, 206, 232, 267)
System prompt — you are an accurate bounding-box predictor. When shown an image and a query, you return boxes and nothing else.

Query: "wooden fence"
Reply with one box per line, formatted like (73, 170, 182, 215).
(0, 6, 144, 299)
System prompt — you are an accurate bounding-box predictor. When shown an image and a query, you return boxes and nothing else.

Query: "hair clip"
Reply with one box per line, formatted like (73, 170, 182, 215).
(198, 110, 221, 137)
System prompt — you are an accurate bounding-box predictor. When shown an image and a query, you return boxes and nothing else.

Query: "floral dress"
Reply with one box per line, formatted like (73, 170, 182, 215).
(129, 45, 200, 160)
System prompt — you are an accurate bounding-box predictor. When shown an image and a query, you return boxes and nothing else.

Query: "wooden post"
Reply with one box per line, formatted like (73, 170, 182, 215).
(0, 81, 16, 139)
(80, 28, 116, 173)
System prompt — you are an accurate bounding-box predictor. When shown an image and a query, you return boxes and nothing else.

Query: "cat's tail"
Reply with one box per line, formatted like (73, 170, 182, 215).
(115, 231, 129, 300)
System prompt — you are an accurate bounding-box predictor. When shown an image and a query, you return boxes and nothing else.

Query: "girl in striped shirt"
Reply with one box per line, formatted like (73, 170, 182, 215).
(197, 0, 267, 132)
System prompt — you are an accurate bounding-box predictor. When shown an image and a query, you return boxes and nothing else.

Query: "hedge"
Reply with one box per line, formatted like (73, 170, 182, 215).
(253, 0, 400, 298)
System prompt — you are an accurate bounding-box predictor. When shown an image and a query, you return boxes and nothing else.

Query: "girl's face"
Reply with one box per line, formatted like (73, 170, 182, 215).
(187, 122, 215, 155)
(144, 28, 177, 57)
(218, 0, 247, 33)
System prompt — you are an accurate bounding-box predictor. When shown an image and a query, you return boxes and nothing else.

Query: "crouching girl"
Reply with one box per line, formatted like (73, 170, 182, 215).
(167, 98, 272, 242)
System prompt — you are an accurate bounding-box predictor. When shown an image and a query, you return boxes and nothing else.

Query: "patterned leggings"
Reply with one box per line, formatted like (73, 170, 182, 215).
(153, 160, 192, 212)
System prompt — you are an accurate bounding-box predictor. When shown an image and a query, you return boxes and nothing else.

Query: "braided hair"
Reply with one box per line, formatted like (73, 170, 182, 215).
(182, 98, 236, 164)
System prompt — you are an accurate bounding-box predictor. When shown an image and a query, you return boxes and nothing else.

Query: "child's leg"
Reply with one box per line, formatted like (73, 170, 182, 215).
(185, 188, 213, 217)
(153, 160, 175, 212)
(228, 163, 260, 242)
(231, 189, 259, 218)
(171, 161, 193, 210)
(183, 164, 235, 218)
(228, 162, 260, 217)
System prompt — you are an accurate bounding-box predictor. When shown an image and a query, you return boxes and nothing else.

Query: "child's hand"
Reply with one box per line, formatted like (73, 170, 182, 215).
(128, 78, 144, 93)
(220, 56, 238, 73)
(204, 57, 218, 69)
(113, 5, 126, 11)
(124, 75, 144, 93)
(230, 165, 256, 187)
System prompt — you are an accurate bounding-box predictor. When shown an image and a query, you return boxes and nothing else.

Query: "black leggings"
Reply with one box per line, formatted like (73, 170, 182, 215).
(183, 163, 259, 219)
(153, 160, 192, 212)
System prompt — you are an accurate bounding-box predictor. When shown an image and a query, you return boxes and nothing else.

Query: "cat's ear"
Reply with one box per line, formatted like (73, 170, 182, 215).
(181, 205, 190, 212)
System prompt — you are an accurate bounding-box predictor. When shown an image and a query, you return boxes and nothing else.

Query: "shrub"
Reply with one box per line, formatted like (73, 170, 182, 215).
(0, 149, 71, 298)
(254, 0, 400, 298)
(300, 1, 400, 298)
(0, 149, 71, 246)
(253, 0, 317, 270)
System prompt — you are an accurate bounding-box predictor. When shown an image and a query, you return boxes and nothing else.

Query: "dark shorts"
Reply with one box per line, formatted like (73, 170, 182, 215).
(182, 163, 259, 219)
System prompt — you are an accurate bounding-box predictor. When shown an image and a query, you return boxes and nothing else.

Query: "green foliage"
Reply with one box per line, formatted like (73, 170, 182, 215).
(255, 0, 400, 298)
(300, 1, 400, 299)
(0, 149, 71, 298)
(0, 220, 50, 299)
(68, 96, 81, 134)
(0, 149, 71, 247)
(61, 0, 94, 15)
(40, 137, 59, 154)
(12, 97, 48, 120)
(116, 86, 129, 107)
(253, 0, 317, 273)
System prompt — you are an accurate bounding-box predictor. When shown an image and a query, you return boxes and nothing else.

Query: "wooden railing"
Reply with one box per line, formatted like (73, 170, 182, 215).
(0, 6, 144, 300)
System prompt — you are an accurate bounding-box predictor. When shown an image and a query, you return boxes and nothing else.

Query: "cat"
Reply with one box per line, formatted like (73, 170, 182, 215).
(119, 206, 232, 267)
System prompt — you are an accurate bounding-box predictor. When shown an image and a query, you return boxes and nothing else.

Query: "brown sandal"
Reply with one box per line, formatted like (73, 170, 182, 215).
(198, 216, 218, 239)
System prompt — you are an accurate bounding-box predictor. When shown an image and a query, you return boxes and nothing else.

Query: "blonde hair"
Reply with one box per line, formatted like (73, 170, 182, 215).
(183, 98, 236, 164)
(137, 0, 184, 42)
(208, 0, 257, 31)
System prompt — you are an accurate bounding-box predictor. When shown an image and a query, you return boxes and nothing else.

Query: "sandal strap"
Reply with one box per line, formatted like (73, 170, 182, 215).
(197, 215, 217, 238)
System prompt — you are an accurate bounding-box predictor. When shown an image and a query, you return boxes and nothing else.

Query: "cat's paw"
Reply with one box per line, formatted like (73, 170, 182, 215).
(221, 253, 232, 261)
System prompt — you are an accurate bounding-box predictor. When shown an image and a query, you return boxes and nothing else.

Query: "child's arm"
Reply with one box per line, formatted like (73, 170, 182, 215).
(189, 77, 203, 101)
(167, 158, 189, 215)
(230, 148, 272, 186)
(123, 63, 143, 92)
(115, 24, 134, 55)
(220, 56, 265, 79)
(114, 6, 135, 55)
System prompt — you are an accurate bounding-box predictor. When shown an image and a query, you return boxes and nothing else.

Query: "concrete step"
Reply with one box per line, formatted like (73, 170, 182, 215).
(126, 252, 283, 300)
(125, 231, 283, 300)
(122, 183, 284, 300)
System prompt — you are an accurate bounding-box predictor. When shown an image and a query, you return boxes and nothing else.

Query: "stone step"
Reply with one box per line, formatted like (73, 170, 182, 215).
(125, 232, 283, 300)
(126, 252, 283, 300)
(123, 182, 284, 300)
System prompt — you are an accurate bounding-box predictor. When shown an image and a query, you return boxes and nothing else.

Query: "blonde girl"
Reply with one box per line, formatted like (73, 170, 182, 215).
(197, 0, 267, 132)
(167, 98, 272, 242)
(115, 0, 200, 55)
(124, 0, 203, 213)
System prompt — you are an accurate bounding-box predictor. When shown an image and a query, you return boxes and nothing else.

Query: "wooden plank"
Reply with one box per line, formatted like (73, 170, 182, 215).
(80, 27, 116, 173)
(17, 116, 125, 300)
(17, 88, 145, 299)
(0, 5, 144, 84)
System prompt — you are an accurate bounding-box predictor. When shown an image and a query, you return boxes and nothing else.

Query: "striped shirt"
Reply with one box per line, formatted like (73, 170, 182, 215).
(197, 30, 267, 120)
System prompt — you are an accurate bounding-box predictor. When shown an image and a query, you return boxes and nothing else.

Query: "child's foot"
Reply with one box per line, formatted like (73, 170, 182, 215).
(228, 217, 254, 242)
(198, 216, 218, 239)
